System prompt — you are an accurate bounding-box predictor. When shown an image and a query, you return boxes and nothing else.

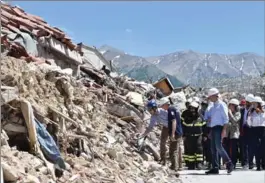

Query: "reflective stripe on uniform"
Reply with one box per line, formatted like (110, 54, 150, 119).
(194, 121, 206, 126)
(183, 155, 196, 162)
(184, 158, 195, 162)
(195, 154, 203, 161)
(182, 121, 206, 127)
(182, 122, 193, 126)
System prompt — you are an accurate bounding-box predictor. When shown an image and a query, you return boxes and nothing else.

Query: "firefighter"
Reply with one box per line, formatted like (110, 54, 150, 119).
(182, 101, 207, 170)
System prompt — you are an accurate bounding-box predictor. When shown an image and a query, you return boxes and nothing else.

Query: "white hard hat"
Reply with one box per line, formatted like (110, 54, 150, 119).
(190, 101, 199, 108)
(158, 97, 170, 106)
(207, 88, 219, 98)
(187, 98, 193, 103)
(253, 96, 263, 103)
(228, 98, 240, 106)
(245, 94, 255, 102)
(193, 97, 200, 103)
(261, 101, 265, 106)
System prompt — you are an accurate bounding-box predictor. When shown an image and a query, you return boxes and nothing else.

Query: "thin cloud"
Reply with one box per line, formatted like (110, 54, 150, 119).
(125, 28, 132, 33)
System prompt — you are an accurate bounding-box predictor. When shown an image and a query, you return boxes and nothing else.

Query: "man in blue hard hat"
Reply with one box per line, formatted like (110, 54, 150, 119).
(141, 99, 169, 166)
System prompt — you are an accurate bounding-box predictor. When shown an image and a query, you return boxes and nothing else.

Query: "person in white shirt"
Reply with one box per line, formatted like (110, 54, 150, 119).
(247, 96, 265, 171)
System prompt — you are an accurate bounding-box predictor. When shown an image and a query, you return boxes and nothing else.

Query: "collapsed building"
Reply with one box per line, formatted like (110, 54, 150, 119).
(0, 2, 194, 183)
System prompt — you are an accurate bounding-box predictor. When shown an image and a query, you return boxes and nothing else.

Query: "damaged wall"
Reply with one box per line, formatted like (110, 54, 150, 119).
(37, 43, 79, 75)
(81, 44, 111, 70)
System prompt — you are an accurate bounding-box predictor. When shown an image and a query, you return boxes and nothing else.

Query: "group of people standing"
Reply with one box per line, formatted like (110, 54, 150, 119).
(140, 87, 265, 177)
(202, 90, 265, 173)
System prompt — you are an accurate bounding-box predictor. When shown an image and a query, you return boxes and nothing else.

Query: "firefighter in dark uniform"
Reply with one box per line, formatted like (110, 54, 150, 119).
(182, 101, 207, 170)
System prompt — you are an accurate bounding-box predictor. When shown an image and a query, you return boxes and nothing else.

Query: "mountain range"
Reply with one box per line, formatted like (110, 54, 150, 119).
(99, 45, 265, 87)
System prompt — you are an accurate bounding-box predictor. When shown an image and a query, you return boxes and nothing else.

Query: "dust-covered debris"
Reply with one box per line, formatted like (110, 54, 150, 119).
(1, 56, 185, 183)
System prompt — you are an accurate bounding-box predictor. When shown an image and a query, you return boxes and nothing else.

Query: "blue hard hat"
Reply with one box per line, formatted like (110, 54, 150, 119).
(147, 99, 157, 108)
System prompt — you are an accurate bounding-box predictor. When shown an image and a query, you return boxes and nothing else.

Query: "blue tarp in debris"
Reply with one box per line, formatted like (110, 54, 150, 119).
(35, 118, 61, 163)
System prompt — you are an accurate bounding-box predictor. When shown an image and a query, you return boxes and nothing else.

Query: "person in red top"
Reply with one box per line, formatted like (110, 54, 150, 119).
(240, 99, 246, 109)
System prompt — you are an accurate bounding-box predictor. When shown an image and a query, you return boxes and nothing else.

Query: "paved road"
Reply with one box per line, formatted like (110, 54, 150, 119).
(180, 169, 265, 183)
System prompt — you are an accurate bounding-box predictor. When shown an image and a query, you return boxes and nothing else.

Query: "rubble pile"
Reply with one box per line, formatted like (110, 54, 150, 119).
(1, 56, 183, 183)
(0, 2, 188, 182)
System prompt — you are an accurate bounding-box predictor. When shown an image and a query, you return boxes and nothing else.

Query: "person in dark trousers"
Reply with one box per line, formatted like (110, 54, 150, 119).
(226, 99, 241, 169)
(205, 88, 233, 175)
(182, 101, 207, 170)
(200, 101, 209, 166)
(181, 100, 191, 167)
(239, 94, 255, 169)
(247, 96, 265, 171)
(203, 101, 213, 169)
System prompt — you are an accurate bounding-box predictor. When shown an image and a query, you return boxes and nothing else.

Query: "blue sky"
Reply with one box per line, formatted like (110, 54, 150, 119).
(14, 1, 264, 57)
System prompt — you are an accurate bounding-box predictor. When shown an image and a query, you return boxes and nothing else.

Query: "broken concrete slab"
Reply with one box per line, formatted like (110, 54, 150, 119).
(2, 162, 18, 182)
(1, 85, 19, 105)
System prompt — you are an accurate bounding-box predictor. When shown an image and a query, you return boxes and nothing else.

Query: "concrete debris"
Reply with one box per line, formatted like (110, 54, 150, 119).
(1, 85, 19, 105)
(2, 161, 19, 182)
(0, 2, 191, 183)
(0, 56, 188, 183)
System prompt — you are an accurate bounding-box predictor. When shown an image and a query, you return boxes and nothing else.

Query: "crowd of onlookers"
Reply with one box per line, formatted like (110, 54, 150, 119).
(200, 92, 265, 172)
(141, 88, 265, 176)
